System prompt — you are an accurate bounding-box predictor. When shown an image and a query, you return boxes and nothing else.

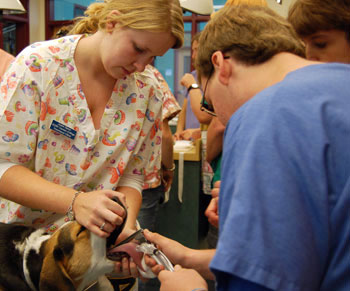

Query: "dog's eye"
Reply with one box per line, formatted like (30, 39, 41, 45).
(77, 226, 86, 237)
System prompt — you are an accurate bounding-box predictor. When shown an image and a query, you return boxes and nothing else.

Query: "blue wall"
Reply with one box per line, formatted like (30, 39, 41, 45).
(53, 0, 95, 20)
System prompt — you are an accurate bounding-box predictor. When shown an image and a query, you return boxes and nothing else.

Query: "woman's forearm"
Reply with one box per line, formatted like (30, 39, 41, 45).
(162, 119, 174, 169)
(0, 164, 75, 214)
(116, 185, 142, 230)
(175, 100, 187, 134)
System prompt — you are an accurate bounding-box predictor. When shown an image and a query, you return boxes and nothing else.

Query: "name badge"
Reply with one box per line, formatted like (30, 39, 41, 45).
(50, 120, 77, 140)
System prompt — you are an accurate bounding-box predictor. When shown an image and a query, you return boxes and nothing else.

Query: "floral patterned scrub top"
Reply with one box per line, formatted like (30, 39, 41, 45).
(143, 65, 181, 190)
(0, 35, 164, 232)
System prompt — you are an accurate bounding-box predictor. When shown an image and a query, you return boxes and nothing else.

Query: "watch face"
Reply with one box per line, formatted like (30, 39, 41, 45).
(188, 83, 200, 93)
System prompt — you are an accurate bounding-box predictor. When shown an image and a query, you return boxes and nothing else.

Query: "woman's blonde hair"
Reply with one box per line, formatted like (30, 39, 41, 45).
(288, 0, 350, 39)
(225, 0, 267, 6)
(69, 0, 184, 48)
(196, 5, 305, 79)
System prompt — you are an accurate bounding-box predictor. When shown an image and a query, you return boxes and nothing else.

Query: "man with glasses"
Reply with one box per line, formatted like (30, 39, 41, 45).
(143, 5, 350, 291)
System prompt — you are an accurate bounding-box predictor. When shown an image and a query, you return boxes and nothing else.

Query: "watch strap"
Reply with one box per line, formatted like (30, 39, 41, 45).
(187, 83, 200, 93)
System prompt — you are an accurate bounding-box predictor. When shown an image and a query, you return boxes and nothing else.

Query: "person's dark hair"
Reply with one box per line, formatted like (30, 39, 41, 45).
(196, 5, 305, 79)
(288, 0, 350, 40)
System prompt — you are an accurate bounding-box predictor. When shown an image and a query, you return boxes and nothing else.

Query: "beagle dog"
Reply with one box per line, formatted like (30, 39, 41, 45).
(0, 198, 147, 291)
(0, 220, 124, 291)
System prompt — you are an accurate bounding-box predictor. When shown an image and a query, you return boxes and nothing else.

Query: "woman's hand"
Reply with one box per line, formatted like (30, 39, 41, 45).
(174, 128, 201, 141)
(159, 265, 208, 291)
(180, 73, 197, 89)
(73, 189, 127, 237)
(173, 131, 182, 141)
(179, 128, 201, 141)
(162, 169, 174, 192)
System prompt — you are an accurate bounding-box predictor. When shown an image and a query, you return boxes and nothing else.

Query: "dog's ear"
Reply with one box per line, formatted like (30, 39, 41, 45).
(40, 246, 75, 291)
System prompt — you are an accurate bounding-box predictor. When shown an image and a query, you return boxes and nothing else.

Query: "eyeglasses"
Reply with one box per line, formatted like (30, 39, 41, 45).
(200, 67, 217, 117)
(200, 54, 231, 117)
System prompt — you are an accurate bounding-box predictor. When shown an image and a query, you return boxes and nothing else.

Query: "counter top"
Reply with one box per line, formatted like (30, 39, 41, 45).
(173, 139, 201, 161)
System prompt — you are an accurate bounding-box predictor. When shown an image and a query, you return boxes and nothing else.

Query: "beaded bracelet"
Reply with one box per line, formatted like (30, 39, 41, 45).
(191, 288, 208, 291)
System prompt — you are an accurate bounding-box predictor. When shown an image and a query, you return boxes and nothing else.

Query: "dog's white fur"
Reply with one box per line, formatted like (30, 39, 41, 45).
(77, 231, 115, 291)
(19, 229, 51, 290)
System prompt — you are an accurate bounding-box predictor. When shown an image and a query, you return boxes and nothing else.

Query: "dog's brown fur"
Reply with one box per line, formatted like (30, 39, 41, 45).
(0, 221, 115, 291)
(0, 197, 128, 290)
(40, 222, 94, 290)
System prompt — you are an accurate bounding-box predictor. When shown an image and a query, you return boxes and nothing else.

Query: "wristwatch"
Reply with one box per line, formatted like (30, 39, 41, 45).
(187, 83, 200, 93)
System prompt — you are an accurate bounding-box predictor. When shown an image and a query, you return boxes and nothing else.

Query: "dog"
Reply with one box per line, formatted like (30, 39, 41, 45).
(0, 198, 147, 291)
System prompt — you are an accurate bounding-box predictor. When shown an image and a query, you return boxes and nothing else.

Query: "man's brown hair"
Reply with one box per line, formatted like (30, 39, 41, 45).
(196, 5, 305, 79)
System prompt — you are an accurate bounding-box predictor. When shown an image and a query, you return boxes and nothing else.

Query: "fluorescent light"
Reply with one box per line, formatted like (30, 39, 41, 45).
(179, 0, 214, 15)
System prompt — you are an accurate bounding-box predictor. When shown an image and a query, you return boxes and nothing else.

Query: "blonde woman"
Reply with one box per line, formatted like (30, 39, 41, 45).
(0, 0, 183, 288)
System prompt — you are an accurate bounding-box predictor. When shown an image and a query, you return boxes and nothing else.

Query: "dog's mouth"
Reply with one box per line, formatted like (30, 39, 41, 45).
(106, 241, 144, 269)
(104, 197, 144, 270)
